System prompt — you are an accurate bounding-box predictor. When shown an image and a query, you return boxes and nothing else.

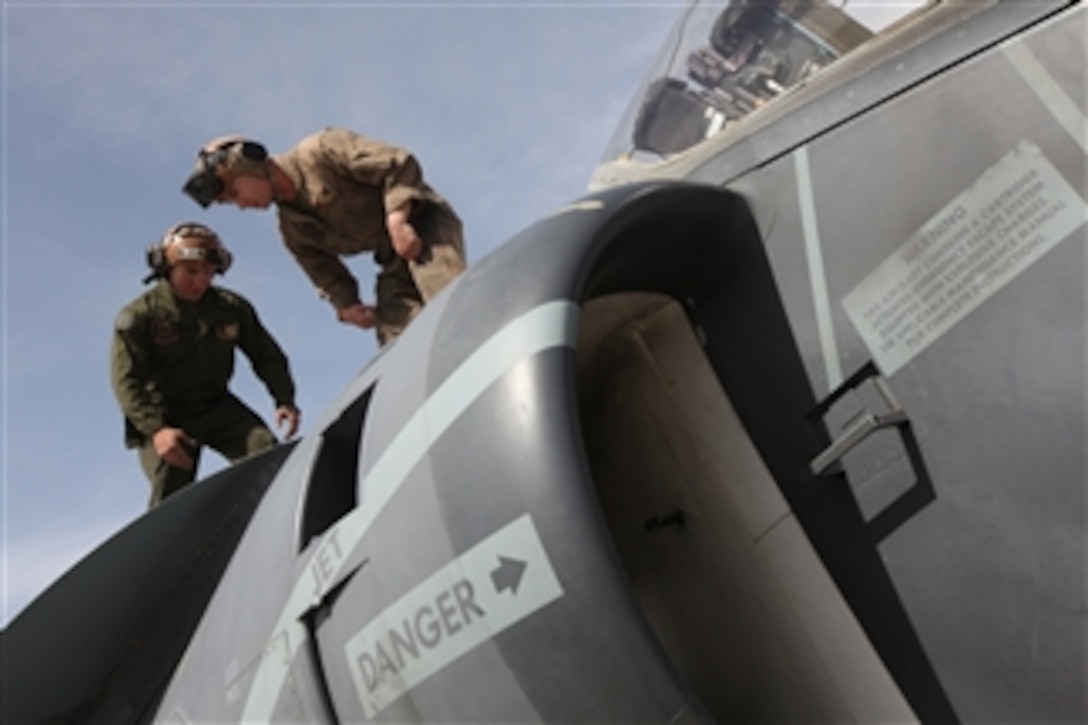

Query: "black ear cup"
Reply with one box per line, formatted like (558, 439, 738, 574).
(201, 139, 265, 169)
(146, 244, 165, 273)
(216, 246, 233, 275)
(239, 140, 268, 161)
(144, 243, 168, 283)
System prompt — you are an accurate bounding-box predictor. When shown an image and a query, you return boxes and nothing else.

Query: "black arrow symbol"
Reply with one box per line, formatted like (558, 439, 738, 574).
(490, 556, 527, 595)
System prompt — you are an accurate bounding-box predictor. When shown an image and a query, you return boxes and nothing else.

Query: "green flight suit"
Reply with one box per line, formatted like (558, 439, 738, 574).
(111, 281, 297, 508)
(273, 127, 466, 345)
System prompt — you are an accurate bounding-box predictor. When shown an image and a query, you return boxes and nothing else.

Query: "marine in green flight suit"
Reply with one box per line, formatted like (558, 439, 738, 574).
(111, 222, 301, 508)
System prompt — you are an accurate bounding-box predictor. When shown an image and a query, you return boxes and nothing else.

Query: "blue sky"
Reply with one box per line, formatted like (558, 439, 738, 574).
(1, 0, 680, 626)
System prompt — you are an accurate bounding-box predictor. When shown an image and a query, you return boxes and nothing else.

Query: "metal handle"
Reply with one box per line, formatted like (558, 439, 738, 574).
(806, 361, 936, 542)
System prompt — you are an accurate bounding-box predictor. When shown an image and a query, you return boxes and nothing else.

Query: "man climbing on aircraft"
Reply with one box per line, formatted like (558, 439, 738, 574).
(182, 128, 466, 345)
(111, 222, 301, 508)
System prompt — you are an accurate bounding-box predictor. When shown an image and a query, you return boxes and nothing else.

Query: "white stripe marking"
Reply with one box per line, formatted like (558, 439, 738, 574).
(240, 300, 579, 721)
(1002, 38, 1088, 156)
(794, 146, 843, 390)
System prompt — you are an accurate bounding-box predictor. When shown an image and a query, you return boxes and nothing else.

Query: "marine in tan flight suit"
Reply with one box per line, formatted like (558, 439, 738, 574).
(111, 223, 301, 508)
(182, 128, 466, 345)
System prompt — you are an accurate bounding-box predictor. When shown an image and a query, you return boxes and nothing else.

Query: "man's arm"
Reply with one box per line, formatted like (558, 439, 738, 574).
(111, 310, 196, 469)
(235, 296, 300, 439)
(110, 309, 167, 438)
(280, 221, 362, 310)
(279, 222, 376, 329)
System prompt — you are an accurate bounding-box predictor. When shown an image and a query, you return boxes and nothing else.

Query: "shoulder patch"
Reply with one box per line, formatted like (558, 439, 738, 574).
(151, 315, 179, 345)
(114, 310, 135, 332)
(216, 322, 241, 341)
(213, 287, 253, 313)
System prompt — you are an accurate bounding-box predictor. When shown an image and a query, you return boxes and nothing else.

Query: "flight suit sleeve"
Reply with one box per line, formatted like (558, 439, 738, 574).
(110, 307, 167, 439)
(279, 217, 362, 310)
(320, 128, 441, 214)
(235, 297, 297, 408)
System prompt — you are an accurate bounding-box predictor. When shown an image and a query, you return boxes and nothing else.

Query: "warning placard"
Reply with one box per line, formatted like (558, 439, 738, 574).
(344, 515, 563, 718)
(843, 140, 1086, 375)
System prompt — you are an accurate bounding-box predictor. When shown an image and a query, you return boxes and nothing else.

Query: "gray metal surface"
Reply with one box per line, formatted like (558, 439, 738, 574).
(4, 180, 949, 723)
(593, 2, 1086, 721)
(146, 182, 948, 722)
(8, 3, 1083, 722)
(737, 13, 1084, 723)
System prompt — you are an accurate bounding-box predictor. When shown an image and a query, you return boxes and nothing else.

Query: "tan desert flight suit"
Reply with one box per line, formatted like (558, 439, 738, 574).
(273, 127, 466, 344)
(111, 281, 296, 507)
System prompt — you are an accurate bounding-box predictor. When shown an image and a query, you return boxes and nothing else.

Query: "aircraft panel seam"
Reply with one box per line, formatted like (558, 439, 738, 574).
(238, 300, 579, 722)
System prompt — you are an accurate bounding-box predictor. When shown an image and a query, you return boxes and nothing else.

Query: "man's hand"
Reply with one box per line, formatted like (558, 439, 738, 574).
(387, 207, 422, 262)
(152, 427, 196, 470)
(337, 302, 377, 329)
(275, 404, 301, 440)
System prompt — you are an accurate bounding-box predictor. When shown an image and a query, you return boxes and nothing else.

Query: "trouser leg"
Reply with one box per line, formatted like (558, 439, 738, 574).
(198, 395, 278, 463)
(409, 211, 465, 301)
(375, 258, 423, 346)
(138, 439, 201, 509)
(375, 209, 466, 345)
(138, 397, 274, 508)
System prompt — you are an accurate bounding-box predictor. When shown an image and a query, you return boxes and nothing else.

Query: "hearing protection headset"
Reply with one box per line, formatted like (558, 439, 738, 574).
(182, 136, 269, 208)
(144, 222, 233, 283)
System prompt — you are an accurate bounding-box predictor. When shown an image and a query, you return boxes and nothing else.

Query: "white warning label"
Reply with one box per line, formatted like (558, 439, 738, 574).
(843, 140, 1086, 375)
(344, 514, 563, 718)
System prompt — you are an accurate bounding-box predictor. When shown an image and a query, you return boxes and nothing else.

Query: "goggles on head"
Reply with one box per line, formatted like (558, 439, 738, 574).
(182, 167, 225, 208)
(144, 222, 233, 284)
(163, 224, 231, 268)
(182, 137, 268, 208)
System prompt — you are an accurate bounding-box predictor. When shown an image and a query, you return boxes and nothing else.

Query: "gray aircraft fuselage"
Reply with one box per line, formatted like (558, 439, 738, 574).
(592, 0, 1086, 722)
(4, 1, 1084, 723)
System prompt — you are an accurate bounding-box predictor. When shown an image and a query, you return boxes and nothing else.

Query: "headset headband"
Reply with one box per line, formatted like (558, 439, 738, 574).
(143, 222, 232, 283)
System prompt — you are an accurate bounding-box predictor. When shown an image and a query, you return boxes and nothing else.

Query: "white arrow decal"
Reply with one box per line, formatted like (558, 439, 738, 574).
(344, 514, 563, 718)
(240, 301, 578, 721)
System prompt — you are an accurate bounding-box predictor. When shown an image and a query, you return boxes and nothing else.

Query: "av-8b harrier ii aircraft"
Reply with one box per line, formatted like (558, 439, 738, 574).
(4, 1, 1085, 723)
